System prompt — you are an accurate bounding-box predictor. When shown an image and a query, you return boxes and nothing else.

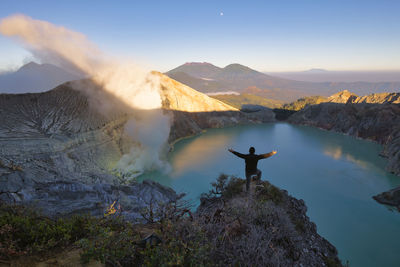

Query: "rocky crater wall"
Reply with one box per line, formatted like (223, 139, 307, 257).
(0, 78, 275, 219)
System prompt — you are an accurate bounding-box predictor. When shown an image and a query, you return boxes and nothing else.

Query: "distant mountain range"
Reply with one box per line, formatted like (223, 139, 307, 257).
(0, 62, 83, 94)
(2, 61, 399, 103)
(166, 62, 400, 102)
(268, 69, 400, 83)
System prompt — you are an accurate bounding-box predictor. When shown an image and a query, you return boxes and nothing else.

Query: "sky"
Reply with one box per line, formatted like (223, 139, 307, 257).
(0, 0, 399, 72)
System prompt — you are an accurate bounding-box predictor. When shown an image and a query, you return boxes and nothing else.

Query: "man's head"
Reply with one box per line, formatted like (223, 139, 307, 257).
(249, 147, 255, 154)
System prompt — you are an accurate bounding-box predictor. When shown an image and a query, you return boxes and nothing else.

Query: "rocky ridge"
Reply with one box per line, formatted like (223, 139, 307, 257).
(283, 90, 399, 111)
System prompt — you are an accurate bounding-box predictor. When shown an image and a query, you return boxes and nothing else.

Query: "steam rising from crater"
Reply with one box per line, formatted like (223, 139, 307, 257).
(0, 14, 170, 177)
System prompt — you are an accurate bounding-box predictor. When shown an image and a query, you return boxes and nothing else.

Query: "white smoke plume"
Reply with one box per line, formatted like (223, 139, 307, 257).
(0, 14, 171, 177)
(117, 110, 171, 176)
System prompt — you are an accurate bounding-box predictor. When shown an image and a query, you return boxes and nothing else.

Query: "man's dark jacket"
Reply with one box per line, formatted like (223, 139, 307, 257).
(231, 151, 275, 174)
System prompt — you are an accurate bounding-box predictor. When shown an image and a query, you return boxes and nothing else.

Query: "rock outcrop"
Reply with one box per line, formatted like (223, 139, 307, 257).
(194, 178, 342, 266)
(0, 74, 275, 219)
(373, 186, 400, 211)
(327, 90, 358, 103)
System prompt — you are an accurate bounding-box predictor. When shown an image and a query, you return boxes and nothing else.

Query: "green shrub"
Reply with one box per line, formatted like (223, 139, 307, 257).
(0, 202, 213, 266)
(203, 174, 245, 199)
(0, 204, 96, 259)
(256, 182, 284, 204)
(223, 177, 246, 199)
(78, 225, 139, 265)
(78, 207, 213, 266)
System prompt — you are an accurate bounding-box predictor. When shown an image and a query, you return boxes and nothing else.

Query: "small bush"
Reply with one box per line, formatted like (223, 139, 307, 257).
(203, 174, 245, 199)
(256, 182, 284, 204)
(0, 204, 96, 259)
(78, 224, 139, 265)
(223, 177, 246, 199)
(79, 203, 213, 266)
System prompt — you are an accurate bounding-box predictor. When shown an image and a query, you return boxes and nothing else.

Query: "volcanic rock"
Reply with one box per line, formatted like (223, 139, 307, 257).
(0, 74, 274, 219)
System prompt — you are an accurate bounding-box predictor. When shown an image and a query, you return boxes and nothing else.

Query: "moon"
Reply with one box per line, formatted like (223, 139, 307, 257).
(220, 12, 224, 16)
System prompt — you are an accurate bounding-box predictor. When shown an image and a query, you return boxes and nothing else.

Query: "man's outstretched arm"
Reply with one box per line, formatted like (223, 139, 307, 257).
(259, 150, 277, 159)
(228, 148, 246, 159)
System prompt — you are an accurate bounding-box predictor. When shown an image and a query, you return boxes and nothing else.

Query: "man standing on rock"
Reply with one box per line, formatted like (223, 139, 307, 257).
(228, 147, 277, 191)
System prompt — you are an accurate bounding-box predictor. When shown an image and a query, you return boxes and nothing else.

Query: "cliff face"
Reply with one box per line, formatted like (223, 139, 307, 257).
(158, 72, 275, 142)
(157, 72, 238, 112)
(0, 75, 274, 219)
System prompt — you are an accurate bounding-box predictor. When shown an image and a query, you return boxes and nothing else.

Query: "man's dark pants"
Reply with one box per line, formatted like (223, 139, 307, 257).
(245, 169, 262, 191)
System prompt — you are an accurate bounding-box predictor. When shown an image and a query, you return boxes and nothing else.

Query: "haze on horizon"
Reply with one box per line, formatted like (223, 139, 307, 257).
(0, 0, 399, 73)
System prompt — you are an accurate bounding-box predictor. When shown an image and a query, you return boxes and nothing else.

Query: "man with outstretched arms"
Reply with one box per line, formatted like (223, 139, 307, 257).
(228, 147, 277, 191)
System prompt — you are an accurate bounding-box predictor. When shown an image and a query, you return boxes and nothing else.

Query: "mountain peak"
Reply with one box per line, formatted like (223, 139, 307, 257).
(0, 62, 83, 94)
(304, 68, 327, 73)
(183, 62, 215, 66)
(19, 61, 41, 71)
(166, 62, 222, 79)
(223, 63, 257, 73)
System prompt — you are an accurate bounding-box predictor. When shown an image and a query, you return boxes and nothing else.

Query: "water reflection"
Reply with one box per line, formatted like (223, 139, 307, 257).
(172, 132, 233, 177)
(324, 145, 368, 169)
(292, 124, 387, 172)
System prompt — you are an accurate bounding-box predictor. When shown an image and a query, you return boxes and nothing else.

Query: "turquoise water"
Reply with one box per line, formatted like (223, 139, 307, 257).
(139, 123, 400, 267)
